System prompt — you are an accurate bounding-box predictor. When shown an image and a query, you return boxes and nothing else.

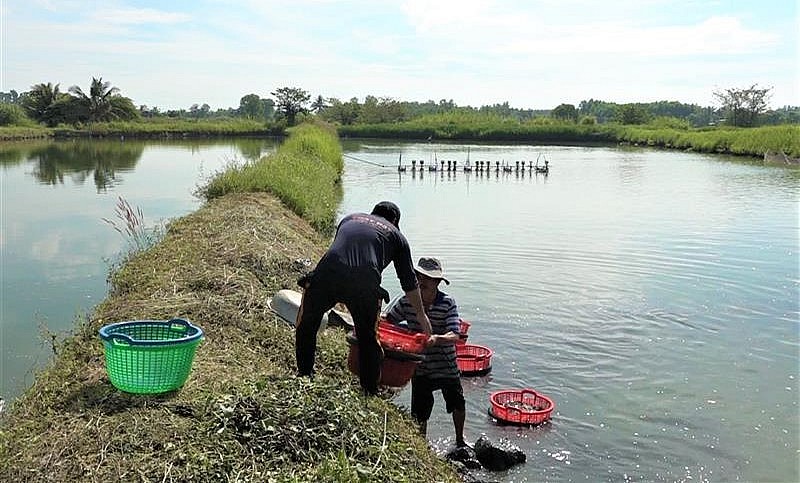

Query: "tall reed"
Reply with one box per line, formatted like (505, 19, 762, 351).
(102, 196, 161, 254)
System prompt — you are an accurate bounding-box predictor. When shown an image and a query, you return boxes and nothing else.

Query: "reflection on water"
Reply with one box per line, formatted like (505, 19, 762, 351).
(0, 137, 277, 191)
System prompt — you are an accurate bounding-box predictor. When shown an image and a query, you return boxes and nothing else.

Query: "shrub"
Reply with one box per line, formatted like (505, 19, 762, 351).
(0, 103, 30, 126)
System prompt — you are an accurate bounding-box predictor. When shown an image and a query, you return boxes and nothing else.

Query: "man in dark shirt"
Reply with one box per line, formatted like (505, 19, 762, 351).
(295, 201, 432, 395)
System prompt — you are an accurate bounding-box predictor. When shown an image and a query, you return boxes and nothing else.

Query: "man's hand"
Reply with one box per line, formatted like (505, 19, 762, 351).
(426, 334, 438, 347)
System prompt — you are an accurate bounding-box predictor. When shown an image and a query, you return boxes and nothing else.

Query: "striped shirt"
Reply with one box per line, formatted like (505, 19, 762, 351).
(385, 291, 461, 379)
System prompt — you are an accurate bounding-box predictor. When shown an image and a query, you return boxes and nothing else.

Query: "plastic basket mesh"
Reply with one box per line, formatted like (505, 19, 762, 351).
(100, 319, 203, 394)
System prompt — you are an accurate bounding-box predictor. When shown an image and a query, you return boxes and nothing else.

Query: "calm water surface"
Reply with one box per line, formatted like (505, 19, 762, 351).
(0, 138, 276, 398)
(337, 141, 799, 483)
(1, 138, 797, 482)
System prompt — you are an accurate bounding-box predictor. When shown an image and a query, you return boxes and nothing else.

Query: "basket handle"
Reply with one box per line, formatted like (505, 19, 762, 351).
(108, 333, 134, 346)
(521, 389, 538, 399)
(167, 317, 191, 333)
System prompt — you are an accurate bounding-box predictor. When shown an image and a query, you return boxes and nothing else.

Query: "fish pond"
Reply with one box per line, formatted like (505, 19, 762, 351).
(1, 137, 797, 482)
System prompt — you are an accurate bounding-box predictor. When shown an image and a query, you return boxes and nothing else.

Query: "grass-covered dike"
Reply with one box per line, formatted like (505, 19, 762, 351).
(0, 123, 462, 482)
(338, 113, 800, 159)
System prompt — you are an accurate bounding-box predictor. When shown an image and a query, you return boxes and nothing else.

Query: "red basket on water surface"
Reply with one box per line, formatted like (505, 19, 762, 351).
(489, 388, 555, 426)
(456, 343, 493, 376)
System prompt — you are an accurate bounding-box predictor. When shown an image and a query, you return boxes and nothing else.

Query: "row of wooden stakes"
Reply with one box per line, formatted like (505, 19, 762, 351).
(398, 159, 549, 173)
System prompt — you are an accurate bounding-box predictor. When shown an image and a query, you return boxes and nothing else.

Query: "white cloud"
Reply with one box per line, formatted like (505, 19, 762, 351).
(89, 7, 191, 25)
(4, 1, 797, 109)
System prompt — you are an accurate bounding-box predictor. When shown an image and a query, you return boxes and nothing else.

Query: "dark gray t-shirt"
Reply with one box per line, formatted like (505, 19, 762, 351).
(320, 213, 418, 291)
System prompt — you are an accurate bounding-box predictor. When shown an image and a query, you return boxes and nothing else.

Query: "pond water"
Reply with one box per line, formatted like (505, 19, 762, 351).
(0, 137, 277, 399)
(1, 138, 797, 482)
(337, 140, 799, 482)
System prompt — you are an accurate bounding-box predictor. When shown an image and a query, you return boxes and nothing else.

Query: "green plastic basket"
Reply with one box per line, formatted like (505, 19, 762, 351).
(99, 318, 204, 394)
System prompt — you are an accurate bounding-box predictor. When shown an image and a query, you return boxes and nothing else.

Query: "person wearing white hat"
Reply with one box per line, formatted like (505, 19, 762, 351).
(385, 256, 468, 448)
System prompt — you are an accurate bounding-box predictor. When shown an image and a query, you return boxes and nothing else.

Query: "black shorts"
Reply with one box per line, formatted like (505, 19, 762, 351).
(410, 375, 465, 422)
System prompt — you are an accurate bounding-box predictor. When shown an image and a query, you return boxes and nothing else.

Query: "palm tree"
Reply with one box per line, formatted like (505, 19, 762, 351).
(21, 82, 62, 122)
(311, 95, 327, 114)
(69, 77, 120, 122)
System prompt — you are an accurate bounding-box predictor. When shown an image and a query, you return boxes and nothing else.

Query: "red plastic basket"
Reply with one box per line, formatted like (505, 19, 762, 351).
(489, 388, 555, 425)
(377, 319, 428, 353)
(456, 343, 493, 376)
(346, 335, 422, 387)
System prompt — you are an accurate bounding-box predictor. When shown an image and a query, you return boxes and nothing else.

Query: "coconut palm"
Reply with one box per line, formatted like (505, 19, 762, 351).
(311, 95, 327, 114)
(21, 82, 62, 122)
(69, 77, 121, 122)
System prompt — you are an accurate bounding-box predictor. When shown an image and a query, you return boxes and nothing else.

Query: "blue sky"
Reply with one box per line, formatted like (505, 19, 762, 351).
(3, 0, 797, 110)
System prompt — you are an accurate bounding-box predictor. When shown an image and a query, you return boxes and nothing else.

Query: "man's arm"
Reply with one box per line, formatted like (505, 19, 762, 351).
(404, 287, 432, 335)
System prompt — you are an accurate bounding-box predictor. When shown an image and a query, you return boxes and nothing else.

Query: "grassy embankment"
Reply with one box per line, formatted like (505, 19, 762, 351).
(0, 113, 800, 158)
(0, 125, 52, 140)
(0, 118, 280, 141)
(0, 122, 461, 482)
(4, 113, 798, 160)
(338, 112, 800, 159)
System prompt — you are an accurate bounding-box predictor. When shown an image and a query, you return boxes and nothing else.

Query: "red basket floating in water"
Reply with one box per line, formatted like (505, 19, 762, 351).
(489, 388, 555, 425)
(456, 343, 493, 376)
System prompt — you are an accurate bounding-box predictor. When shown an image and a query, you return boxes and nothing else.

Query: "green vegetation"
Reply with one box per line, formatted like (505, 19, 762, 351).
(616, 124, 800, 157)
(338, 112, 800, 158)
(0, 122, 460, 482)
(0, 103, 32, 127)
(2, 80, 798, 159)
(0, 125, 51, 140)
(53, 118, 279, 138)
(0, 193, 459, 482)
(20, 78, 138, 127)
(200, 122, 344, 235)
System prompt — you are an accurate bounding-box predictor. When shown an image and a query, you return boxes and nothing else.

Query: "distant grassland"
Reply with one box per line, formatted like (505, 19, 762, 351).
(199, 122, 344, 235)
(3, 114, 798, 158)
(54, 118, 278, 137)
(339, 113, 800, 158)
(0, 126, 52, 140)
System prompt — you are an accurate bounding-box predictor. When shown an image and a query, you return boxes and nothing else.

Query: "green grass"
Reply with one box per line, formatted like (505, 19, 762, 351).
(339, 112, 800, 158)
(0, 192, 461, 483)
(53, 118, 279, 137)
(1, 118, 277, 140)
(616, 124, 800, 157)
(0, 125, 53, 140)
(200, 122, 344, 235)
(0, 123, 462, 482)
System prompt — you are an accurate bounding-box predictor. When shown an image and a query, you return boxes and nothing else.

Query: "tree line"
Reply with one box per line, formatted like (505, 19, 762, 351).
(1, 79, 797, 129)
(1, 78, 138, 127)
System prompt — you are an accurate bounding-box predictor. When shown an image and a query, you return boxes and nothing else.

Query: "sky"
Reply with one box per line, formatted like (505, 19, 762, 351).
(2, 0, 798, 111)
